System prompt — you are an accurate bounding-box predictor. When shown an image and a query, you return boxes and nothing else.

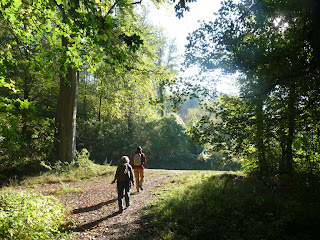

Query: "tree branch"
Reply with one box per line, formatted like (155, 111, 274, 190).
(107, 0, 143, 15)
(132, 0, 143, 5)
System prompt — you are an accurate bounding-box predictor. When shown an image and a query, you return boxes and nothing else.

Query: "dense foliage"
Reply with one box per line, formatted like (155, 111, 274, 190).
(0, 0, 216, 180)
(141, 172, 320, 240)
(1, 0, 320, 239)
(0, 191, 66, 239)
(0, 0, 148, 169)
(186, 0, 320, 177)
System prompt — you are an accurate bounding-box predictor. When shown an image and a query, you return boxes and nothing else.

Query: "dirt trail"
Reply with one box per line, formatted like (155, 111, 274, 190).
(27, 169, 188, 239)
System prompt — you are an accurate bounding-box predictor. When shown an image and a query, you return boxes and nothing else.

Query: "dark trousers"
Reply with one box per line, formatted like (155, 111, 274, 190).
(117, 181, 130, 211)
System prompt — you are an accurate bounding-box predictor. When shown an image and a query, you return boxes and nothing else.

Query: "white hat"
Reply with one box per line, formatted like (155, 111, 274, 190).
(121, 156, 129, 163)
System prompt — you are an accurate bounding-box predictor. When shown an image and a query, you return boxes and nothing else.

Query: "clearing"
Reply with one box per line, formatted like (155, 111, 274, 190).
(21, 169, 191, 239)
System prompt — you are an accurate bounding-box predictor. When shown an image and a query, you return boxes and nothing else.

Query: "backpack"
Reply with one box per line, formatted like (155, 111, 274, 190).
(133, 153, 142, 165)
(118, 163, 130, 182)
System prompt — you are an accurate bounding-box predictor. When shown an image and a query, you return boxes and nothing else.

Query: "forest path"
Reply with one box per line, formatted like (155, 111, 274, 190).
(27, 169, 190, 239)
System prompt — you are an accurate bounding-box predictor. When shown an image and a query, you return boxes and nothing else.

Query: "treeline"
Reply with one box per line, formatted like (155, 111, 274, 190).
(186, 0, 320, 178)
(0, 0, 227, 180)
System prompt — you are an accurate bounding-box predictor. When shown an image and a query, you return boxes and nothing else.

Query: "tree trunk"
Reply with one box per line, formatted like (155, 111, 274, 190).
(126, 107, 133, 139)
(55, 64, 78, 162)
(159, 85, 164, 117)
(279, 82, 296, 175)
(21, 46, 33, 143)
(284, 82, 296, 175)
(98, 79, 103, 122)
(279, 126, 286, 174)
(156, 46, 165, 117)
(55, 1, 79, 162)
(83, 69, 87, 121)
(255, 97, 267, 173)
(21, 72, 32, 142)
(309, 1, 320, 69)
(98, 90, 102, 122)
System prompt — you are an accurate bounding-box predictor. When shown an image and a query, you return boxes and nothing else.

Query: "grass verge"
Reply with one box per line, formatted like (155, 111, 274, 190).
(140, 172, 320, 240)
(49, 182, 84, 195)
(13, 150, 116, 187)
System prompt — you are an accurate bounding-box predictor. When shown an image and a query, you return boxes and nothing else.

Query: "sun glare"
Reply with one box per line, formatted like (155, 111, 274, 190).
(273, 17, 282, 26)
(273, 16, 289, 32)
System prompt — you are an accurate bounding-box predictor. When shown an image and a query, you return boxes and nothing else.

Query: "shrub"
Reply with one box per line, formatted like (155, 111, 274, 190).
(142, 173, 320, 240)
(0, 191, 67, 239)
(0, 115, 55, 172)
(41, 148, 107, 175)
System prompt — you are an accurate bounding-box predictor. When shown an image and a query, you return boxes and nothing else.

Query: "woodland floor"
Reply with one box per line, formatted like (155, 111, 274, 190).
(21, 169, 190, 240)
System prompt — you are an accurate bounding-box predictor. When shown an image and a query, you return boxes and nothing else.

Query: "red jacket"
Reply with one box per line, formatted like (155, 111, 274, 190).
(130, 150, 146, 169)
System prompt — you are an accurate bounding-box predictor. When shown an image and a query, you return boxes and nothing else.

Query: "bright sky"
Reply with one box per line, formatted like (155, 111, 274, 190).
(145, 0, 220, 52)
(142, 0, 239, 95)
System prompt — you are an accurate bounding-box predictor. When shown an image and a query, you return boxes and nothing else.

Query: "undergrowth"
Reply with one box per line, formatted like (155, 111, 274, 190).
(0, 148, 115, 239)
(14, 149, 115, 186)
(0, 191, 69, 239)
(141, 172, 320, 240)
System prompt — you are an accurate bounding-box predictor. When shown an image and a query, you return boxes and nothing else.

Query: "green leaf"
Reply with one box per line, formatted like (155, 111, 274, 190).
(17, 99, 31, 109)
(55, 0, 64, 5)
(13, 0, 22, 9)
(0, 78, 7, 87)
(44, 82, 52, 89)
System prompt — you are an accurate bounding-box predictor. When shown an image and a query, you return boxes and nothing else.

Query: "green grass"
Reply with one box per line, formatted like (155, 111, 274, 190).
(20, 165, 115, 186)
(140, 172, 320, 240)
(49, 182, 83, 195)
(17, 151, 116, 187)
(0, 152, 114, 239)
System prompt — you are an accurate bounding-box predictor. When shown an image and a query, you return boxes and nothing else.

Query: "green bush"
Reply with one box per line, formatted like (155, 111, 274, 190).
(142, 114, 206, 169)
(0, 114, 55, 170)
(142, 173, 320, 240)
(77, 114, 208, 170)
(31, 148, 115, 185)
(0, 191, 67, 239)
(77, 119, 133, 164)
(42, 148, 103, 175)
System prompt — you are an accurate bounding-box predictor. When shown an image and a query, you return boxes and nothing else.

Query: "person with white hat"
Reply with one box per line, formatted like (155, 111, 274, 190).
(111, 156, 134, 213)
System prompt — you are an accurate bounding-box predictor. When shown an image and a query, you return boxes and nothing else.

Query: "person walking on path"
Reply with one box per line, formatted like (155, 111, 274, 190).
(130, 146, 146, 192)
(111, 156, 134, 213)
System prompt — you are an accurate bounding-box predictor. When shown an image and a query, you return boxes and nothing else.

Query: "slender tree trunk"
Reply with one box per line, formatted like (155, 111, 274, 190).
(284, 82, 296, 175)
(127, 113, 133, 139)
(156, 47, 165, 117)
(126, 100, 133, 139)
(21, 47, 33, 143)
(97, 78, 103, 122)
(159, 85, 164, 117)
(279, 82, 296, 175)
(255, 97, 267, 173)
(83, 69, 87, 121)
(21, 74, 32, 141)
(279, 126, 286, 174)
(98, 90, 102, 122)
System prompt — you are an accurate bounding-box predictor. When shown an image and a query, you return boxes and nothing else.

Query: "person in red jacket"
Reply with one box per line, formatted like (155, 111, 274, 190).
(130, 146, 146, 192)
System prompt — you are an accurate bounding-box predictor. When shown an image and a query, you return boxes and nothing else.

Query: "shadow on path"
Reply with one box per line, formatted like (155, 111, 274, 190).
(73, 211, 121, 232)
(73, 198, 117, 214)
